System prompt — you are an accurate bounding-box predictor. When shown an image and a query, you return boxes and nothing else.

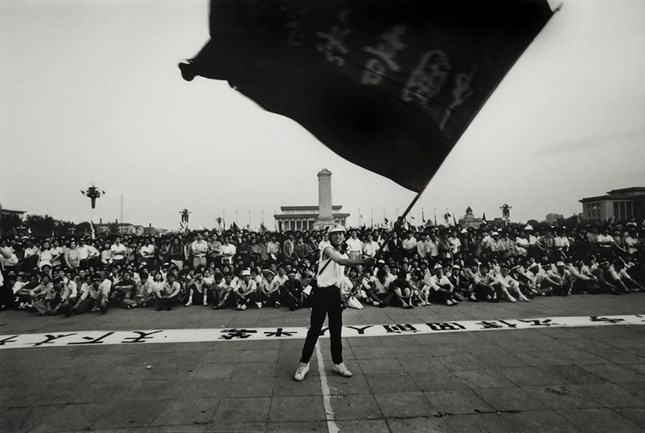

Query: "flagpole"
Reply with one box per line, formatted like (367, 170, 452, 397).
(374, 179, 434, 259)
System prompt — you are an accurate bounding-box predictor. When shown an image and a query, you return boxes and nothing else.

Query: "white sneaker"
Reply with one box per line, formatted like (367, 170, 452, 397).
(184, 300, 192, 307)
(240, 304, 247, 310)
(294, 362, 309, 381)
(255, 302, 262, 309)
(333, 363, 352, 377)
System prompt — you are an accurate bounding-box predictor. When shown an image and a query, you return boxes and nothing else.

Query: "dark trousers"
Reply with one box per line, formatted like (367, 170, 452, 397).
(300, 285, 344, 365)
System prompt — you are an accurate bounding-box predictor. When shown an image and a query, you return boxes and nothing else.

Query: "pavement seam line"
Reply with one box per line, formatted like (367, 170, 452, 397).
(316, 342, 340, 433)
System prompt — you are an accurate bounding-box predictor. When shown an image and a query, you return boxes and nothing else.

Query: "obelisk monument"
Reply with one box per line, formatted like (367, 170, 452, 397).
(314, 168, 336, 230)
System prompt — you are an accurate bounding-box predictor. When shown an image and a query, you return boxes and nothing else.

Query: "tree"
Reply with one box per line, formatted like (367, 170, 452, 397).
(24, 214, 56, 237)
(0, 213, 23, 236)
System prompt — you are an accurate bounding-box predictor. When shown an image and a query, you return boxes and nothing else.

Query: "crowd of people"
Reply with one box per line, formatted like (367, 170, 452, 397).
(1, 217, 644, 317)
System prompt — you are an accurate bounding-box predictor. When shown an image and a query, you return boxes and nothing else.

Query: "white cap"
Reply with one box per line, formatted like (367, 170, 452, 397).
(241, 269, 251, 276)
(524, 225, 533, 231)
(328, 225, 346, 234)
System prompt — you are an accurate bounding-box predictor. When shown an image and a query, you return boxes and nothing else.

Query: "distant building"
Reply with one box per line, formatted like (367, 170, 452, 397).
(0, 202, 26, 220)
(545, 213, 564, 224)
(458, 207, 484, 229)
(491, 218, 505, 228)
(579, 187, 645, 222)
(274, 206, 349, 232)
(95, 220, 145, 236)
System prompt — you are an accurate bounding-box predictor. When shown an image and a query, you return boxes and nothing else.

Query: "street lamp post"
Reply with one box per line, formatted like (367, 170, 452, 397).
(80, 184, 105, 224)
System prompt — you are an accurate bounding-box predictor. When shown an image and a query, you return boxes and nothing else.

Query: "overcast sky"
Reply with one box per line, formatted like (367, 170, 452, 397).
(1, 0, 644, 230)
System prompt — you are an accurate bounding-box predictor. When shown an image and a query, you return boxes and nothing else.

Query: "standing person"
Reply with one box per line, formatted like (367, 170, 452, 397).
(110, 237, 128, 267)
(346, 230, 363, 260)
(294, 225, 374, 381)
(190, 233, 208, 269)
(64, 239, 82, 270)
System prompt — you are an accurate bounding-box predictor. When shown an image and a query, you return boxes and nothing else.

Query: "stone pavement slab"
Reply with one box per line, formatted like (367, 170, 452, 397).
(501, 410, 584, 433)
(558, 408, 642, 433)
(1, 294, 644, 432)
(424, 389, 493, 415)
(374, 391, 436, 418)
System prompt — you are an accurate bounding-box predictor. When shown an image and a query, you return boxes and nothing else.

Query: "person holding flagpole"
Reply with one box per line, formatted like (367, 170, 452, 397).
(295, 225, 375, 381)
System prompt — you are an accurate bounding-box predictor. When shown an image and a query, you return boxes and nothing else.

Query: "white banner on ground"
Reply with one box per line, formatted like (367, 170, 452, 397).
(0, 314, 643, 350)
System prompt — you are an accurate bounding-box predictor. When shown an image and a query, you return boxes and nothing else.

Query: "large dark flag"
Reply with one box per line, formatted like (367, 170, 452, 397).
(180, 0, 553, 192)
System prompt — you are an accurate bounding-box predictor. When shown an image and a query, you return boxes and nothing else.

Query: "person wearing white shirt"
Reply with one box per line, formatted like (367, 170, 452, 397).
(66, 273, 111, 315)
(110, 237, 128, 265)
(402, 232, 418, 259)
(50, 240, 64, 267)
(493, 266, 529, 302)
(361, 233, 379, 258)
(234, 269, 258, 310)
(140, 239, 156, 263)
(190, 233, 209, 269)
(77, 239, 90, 262)
(295, 225, 374, 382)
(427, 264, 459, 306)
(213, 273, 239, 309)
(258, 270, 281, 307)
(346, 231, 363, 260)
(38, 240, 55, 269)
(220, 237, 236, 266)
(155, 273, 182, 311)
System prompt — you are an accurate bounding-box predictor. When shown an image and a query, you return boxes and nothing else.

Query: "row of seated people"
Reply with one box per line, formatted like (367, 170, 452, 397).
(8, 250, 643, 316)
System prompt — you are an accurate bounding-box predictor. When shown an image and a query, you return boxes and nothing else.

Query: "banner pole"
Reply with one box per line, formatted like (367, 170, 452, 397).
(374, 180, 432, 260)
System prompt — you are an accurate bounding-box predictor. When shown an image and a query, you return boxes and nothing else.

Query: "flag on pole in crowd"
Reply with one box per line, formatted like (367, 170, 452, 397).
(443, 212, 451, 226)
(180, 0, 554, 192)
(90, 221, 96, 240)
(231, 222, 240, 232)
(406, 217, 417, 232)
(260, 222, 268, 233)
(453, 214, 457, 226)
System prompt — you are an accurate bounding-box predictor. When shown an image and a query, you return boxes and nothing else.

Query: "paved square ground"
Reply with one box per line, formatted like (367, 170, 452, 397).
(1, 294, 644, 432)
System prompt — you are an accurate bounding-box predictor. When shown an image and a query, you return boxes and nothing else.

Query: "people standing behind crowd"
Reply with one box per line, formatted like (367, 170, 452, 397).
(64, 239, 81, 270)
(346, 230, 363, 260)
(190, 232, 208, 269)
(110, 237, 127, 267)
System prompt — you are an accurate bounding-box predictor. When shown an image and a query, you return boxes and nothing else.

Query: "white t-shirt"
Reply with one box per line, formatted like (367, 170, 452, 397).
(317, 241, 346, 288)
(111, 243, 127, 260)
(346, 237, 363, 253)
